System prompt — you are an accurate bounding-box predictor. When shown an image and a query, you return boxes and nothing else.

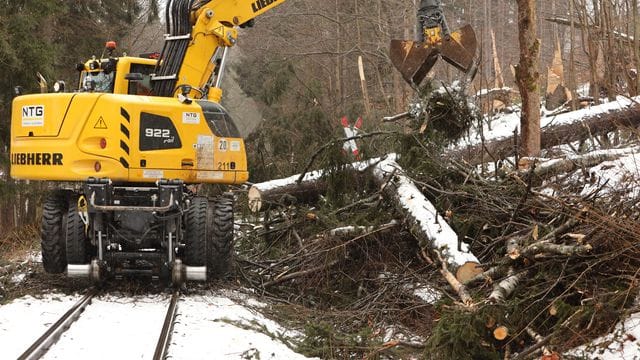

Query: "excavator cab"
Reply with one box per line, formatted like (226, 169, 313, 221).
(390, 1, 477, 87)
(74, 52, 157, 95)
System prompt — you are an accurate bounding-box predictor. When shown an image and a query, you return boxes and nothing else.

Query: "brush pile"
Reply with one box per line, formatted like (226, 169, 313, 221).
(235, 94, 640, 359)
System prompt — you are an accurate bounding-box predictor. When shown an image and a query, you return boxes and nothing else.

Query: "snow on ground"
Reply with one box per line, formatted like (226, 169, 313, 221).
(0, 294, 80, 360)
(568, 312, 640, 359)
(3, 96, 640, 360)
(0, 291, 315, 360)
(580, 151, 640, 198)
(169, 293, 312, 360)
(43, 294, 168, 360)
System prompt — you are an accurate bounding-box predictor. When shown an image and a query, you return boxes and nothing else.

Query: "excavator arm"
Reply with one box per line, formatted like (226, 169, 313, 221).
(152, 0, 287, 102)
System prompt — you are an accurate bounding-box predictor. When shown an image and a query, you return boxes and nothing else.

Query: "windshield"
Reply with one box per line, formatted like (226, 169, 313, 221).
(80, 71, 115, 93)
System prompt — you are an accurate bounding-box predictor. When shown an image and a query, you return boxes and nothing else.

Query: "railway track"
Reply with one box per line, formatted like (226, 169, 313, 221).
(17, 289, 180, 360)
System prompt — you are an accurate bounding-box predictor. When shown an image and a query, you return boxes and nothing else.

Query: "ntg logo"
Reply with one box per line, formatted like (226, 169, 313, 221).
(22, 105, 44, 119)
(22, 105, 45, 127)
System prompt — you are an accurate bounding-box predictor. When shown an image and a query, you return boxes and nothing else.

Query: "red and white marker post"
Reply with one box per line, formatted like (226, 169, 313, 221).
(340, 116, 363, 160)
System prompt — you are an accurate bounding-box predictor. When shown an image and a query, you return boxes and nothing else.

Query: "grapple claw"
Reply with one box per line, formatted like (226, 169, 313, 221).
(390, 24, 477, 87)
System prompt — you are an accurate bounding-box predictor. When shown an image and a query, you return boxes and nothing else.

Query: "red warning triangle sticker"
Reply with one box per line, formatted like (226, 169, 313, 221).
(94, 117, 108, 129)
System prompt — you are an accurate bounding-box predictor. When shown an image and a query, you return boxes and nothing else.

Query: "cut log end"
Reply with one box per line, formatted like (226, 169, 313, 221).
(455, 261, 483, 283)
(493, 325, 509, 341)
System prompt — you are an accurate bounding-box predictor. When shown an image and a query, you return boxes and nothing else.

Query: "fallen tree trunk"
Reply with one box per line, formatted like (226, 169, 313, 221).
(248, 155, 393, 212)
(452, 101, 640, 165)
(372, 158, 479, 277)
(531, 147, 639, 178)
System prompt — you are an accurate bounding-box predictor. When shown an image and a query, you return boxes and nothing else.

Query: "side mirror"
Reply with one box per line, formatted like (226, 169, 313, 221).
(125, 73, 144, 81)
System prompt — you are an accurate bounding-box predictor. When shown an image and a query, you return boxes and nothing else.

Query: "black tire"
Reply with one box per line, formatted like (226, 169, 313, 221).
(41, 191, 70, 273)
(65, 196, 88, 264)
(207, 193, 234, 279)
(184, 197, 207, 266)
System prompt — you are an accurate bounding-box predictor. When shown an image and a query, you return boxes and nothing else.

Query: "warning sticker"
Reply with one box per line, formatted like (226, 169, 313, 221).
(196, 135, 214, 169)
(214, 26, 225, 37)
(143, 170, 164, 179)
(197, 171, 224, 180)
(230, 141, 241, 152)
(94, 117, 108, 129)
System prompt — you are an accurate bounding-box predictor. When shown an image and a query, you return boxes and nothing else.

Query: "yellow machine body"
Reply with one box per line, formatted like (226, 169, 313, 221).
(10, 0, 291, 185)
(9, 0, 289, 284)
(11, 56, 248, 184)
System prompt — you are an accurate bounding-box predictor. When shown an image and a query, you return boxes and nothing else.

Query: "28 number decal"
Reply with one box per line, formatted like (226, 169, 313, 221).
(218, 139, 228, 151)
(145, 128, 171, 138)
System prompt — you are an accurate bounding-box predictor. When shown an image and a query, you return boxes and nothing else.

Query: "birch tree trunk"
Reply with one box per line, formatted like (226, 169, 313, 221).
(515, 0, 541, 159)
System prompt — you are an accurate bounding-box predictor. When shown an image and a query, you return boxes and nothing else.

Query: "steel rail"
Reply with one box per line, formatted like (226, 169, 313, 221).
(18, 288, 98, 360)
(153, 290, 180, 360)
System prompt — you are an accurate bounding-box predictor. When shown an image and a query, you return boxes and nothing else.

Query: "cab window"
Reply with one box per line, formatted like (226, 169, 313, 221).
(128, 64, 156, 95)
(80, 71, 115, 93)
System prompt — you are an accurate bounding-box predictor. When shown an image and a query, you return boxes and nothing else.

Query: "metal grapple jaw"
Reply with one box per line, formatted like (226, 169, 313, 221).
(390, 24, 478, 87)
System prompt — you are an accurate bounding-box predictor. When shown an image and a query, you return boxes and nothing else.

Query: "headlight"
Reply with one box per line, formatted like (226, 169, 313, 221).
(53, 81, 66, 93)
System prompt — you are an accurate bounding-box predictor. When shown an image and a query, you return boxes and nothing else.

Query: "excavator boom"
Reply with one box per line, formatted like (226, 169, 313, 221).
(153, 0, 287, 102)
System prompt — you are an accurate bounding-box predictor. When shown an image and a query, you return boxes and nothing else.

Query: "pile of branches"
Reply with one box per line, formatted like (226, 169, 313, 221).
(234, 132, 640, 359)
(235, 93, 640, 358)
(236, 162, 437, 358)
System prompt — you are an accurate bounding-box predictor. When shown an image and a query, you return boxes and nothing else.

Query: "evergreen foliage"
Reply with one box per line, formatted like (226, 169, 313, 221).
(424, 307, 502, 360)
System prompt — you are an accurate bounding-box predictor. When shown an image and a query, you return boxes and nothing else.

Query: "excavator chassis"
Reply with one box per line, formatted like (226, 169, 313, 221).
(41, 179, 233, 285)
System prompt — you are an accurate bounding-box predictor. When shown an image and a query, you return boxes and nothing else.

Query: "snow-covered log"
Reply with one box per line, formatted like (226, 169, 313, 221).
(532, 147, 640, 178)
(453, 100, 640, 165)
(372, 158, 479, 274)
(248, 172, 325, 212)
(248, 155, 394, 212)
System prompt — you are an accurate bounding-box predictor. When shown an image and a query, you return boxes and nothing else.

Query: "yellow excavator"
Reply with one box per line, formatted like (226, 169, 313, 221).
(390, 0, 478, 88)
(10, 0, 287, 285)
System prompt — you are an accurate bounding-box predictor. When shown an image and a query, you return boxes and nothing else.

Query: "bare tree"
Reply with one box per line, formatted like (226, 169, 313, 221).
(515, 0, 541, 158)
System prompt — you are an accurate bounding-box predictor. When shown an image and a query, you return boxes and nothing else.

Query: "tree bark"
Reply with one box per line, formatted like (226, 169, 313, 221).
(488, 268, 525, 303)
(515, 0, 541, 158)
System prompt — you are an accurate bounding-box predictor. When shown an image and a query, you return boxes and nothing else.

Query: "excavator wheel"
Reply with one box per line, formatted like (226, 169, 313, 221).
(184, 196, 208, 266)
(65, 196, 89, 265)
(41, 190, 71, 273)
(206, 193, 234, 279)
